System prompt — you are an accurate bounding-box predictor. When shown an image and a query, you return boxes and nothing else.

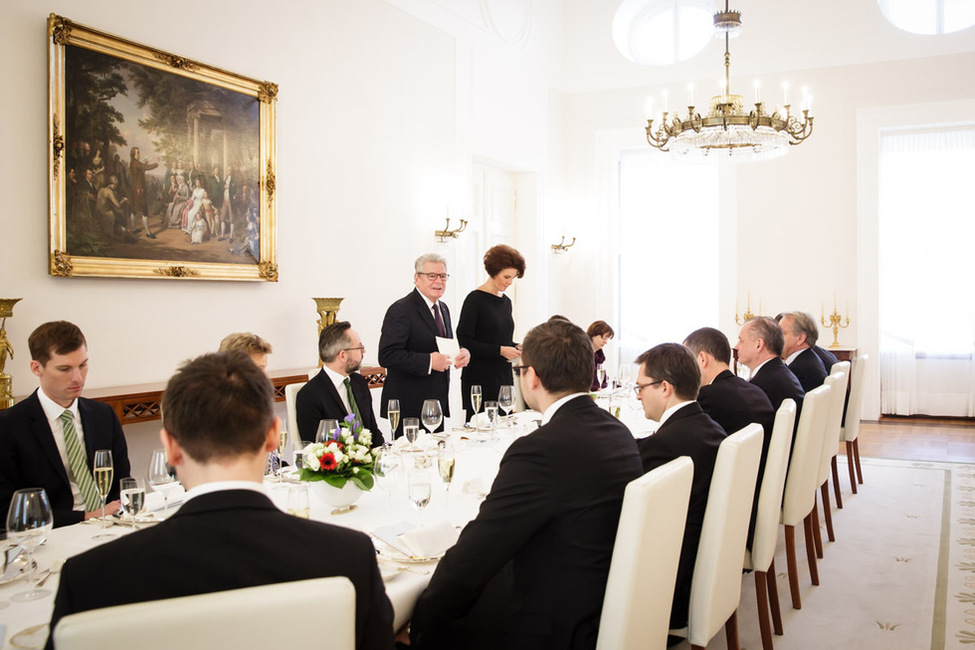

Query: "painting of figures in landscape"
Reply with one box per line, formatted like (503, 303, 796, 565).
(62, 44, 262, 266)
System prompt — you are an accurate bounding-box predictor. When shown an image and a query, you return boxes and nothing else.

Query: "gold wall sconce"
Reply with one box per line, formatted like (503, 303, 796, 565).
(551, 236, 576, 253)
(434, 219, 467, 242)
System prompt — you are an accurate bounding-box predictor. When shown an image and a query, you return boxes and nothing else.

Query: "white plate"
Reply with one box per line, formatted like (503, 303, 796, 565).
(377, 548, 443, 564)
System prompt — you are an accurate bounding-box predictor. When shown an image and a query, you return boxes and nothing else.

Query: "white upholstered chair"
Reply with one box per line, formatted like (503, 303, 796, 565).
(841, 354, 869, 493)
(674, 424, 763, 650)
(826, 361, 851, 508)
(779, 384, 831, 610)
(813, 368, 848, 552)
(52, 576, 356, 650)
(285, 381, 307, 447)
(597, 456, 693, 650)
(743, 399, 797, 650)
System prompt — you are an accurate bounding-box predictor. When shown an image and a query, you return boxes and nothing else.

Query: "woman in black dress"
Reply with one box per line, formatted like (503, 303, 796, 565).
(457, 245, 526, 421)
(587, 320, 614, 391)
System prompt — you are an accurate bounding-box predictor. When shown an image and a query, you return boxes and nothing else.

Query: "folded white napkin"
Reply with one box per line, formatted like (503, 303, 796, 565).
(461, 476, 489, 497)
(373, 521, 416, 556)
(398, 520, 459, 558)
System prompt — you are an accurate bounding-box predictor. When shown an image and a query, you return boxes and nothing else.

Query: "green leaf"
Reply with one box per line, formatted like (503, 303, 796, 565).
(323, 475, 348, 489)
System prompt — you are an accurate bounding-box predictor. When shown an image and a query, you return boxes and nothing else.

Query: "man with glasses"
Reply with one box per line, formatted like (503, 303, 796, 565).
(296, 321, 384, 447)
(378, 254, 470, 430)
(634, 343, 727, 637)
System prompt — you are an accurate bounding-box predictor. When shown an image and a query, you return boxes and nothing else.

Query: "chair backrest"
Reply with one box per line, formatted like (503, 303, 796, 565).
(686, 424, 763, 648)
(597, 456, 693, 650)
(285, 381, 306, 445)
(842, 354, 868, 443)
(816, 369, 848, 484)
(745, 399, 797, 572)
(53, 576, 356, 650)
(781, 384, 831, 526)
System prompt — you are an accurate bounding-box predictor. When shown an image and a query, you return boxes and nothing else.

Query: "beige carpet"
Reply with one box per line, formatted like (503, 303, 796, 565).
(676, 456, 967, 649)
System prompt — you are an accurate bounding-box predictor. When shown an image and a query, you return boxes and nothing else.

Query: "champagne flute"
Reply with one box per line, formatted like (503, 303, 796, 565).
(272, 428, 290, 479)
(498, 385, 514, 427)
(120, 477, 146, 522)
(403, 417, 420, 451)
(596, 364, 607, 390)
(316, 419, 339, 444)
(148, 448, 180, 515)
(470, 385, 482, 425)
(387, 399, 401, 439)
(92, 449, 116, 539)
(421, 399, 443, 436)
(6, 488, 54, 602)
(437, 441, 455, 506)
(407, 469, 432, 526)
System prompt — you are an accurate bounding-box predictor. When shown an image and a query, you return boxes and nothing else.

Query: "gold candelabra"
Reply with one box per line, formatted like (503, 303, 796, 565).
(734, 292, 762, 326)
(434, 218, 467, 242)
(0, 298, 23, 410)
(313, 297, 344, 367)
(820, 296, 850, 349)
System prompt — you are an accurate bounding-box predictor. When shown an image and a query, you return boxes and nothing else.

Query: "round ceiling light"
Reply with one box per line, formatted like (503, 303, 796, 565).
(613, 0, 716, 66)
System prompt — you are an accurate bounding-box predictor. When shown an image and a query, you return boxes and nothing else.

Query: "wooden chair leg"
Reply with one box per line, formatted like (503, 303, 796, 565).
(724, 610, 740, 650)
(811, 498, 824, 557)
(755, 571, 774, 650)
(853, 439, 864, 484)
(820, 482, 835, 544)
(785, 524, 801, 610)
(767, 558, 784, 635)
(846, 441, 858, 494)
(803, 513, 820, 586)
(831, 456, 843, 508)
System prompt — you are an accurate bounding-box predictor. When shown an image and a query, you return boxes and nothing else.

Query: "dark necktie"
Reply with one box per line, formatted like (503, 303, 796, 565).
(433, 303, 446, 337)
(344, 377, 362, 424)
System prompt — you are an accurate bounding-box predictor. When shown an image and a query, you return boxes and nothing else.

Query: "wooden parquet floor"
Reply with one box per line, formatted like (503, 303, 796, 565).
(852, 416, 975, 463)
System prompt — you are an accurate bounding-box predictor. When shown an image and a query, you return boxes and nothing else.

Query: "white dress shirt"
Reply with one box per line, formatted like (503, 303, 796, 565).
(36, 389, 86, 511)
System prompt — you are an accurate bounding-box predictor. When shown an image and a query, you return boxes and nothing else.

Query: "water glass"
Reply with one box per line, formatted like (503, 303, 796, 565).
(286, 486, 310, 519)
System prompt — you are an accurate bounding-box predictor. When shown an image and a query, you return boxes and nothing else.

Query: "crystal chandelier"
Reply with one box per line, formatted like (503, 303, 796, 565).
(645, 1, 814, 162)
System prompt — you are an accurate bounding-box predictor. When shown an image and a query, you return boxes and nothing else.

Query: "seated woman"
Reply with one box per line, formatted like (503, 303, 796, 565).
(587, 320, 614, 391)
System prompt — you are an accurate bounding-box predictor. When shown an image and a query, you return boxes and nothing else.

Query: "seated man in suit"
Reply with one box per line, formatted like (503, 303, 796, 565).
(635, 343, 728, 633)
(684, 327, 774, 549)
(0, 321, 131, 527)
(774, 312, 838, 371)
(378, 254, 470, 429)
(407, 319, 643, 649)
(218, 332, 272, 374)
(779, 311, 828, 392)
(735, 316, 805, 414)
(46, 352, 393, 650)
(296, 321, 384, 446)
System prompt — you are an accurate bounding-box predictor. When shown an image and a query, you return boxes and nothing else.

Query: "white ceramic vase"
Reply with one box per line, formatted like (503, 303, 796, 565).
(307, 480, 364, 513)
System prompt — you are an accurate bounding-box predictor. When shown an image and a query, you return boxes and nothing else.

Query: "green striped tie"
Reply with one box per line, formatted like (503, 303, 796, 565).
(60, 410, 101, 511)
(344, 377, 362, 425)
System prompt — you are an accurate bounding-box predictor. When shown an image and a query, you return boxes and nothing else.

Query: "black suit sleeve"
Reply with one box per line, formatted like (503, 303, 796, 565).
(295, 383, 325, 443)
(378, 298, 433, 377)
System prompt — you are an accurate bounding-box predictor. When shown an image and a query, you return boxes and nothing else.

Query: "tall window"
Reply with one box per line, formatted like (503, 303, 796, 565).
(879, 126, 975, 416)
(616, 150, 720, 367)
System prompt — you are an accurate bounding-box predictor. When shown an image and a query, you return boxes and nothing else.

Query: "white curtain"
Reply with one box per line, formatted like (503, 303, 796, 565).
(878, 127, 975, 416)
(616, 150, 719, 368)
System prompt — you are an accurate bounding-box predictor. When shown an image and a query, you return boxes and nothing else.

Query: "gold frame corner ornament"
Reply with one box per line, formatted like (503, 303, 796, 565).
(258, 262, 279, 282)
(50, 250, 74, 277)
(257, 82, 278, 103)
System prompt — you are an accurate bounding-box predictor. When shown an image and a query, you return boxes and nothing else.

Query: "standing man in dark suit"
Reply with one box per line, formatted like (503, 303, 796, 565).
(46, 351, 393, 650)
(296, 321, 385, 446)
(0, 321, 131, 528)
(735, 316, 805, 414)
(779, 311, 829, 392)
(378, 254, 470, 427)
(634, 343, 727, 632)
(407, 319, 643, 649)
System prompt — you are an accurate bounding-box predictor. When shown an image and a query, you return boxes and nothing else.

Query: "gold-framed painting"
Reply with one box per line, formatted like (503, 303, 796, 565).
(47, 14, 278, 282)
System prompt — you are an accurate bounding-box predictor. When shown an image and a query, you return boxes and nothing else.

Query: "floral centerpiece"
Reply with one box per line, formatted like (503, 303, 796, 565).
(298, 414, 376, 491)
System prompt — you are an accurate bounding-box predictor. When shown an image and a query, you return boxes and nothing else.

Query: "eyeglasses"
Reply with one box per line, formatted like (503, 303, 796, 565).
(633, 380, 664, 397)
(342, 345, 365, 353)
(418, 273, 449, 281)
(512, 365, 531, 376)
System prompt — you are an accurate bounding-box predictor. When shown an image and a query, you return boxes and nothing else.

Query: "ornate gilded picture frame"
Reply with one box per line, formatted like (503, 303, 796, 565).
(47, 14, 278, 281)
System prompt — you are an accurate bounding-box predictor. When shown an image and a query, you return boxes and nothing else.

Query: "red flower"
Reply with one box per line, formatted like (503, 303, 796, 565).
(319, 452, 337, 471)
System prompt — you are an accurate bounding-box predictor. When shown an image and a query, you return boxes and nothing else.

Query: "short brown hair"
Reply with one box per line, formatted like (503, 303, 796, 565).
(318, 321, 354, 363)
(635, 343, 701, 401)
(782, 311, 819, 347)
(28, 321, 87, 365)
(483, 245, 526, 278)
(162, 352, 274, 463)
(520, 319, 593, 394)
(586, 320, 615, 339)
(218, 333, 272, 357)
(683, 327, 731, 365)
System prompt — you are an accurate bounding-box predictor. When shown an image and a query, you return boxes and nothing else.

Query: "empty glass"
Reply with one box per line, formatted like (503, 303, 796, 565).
(421, 399, 443, 435)
(316, 419, 339, 443)
(6, 488, 54, 602)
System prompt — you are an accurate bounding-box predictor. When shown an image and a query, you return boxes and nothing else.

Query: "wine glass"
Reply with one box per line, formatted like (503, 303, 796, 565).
(316, 419, 339, 443)
(407, 469, 432, 525)
(293, 440, 312, 471)
(374, 443, 402, 506)
(617, 363, 632, 389)
(387, 399, 401, 439)
(92, 449, 116, 539)
(484, 401, 499, 442)
(403, 417, 420, 451)
(148, 448, 180, 515)
(608, 394, 622, 419)
(498, 385, 514, 427)
(421, 399, 443, 436)
(470, 385, 482, 425)
(6, 488, 54, 602)
(120, 477, 146, 522)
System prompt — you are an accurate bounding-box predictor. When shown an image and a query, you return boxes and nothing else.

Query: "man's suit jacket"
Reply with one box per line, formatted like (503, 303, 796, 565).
(378, 289, 454, 422)
(46, 490, 394, 650)
(0, 391, 131, 528)
(749, 357, 805, 414)
(787, 348, 828, 393)
(637, 402, 727, 628)
(411, 396, 643, 650)
(813, 345, 839, 371)
(295, 369, 385, 446)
